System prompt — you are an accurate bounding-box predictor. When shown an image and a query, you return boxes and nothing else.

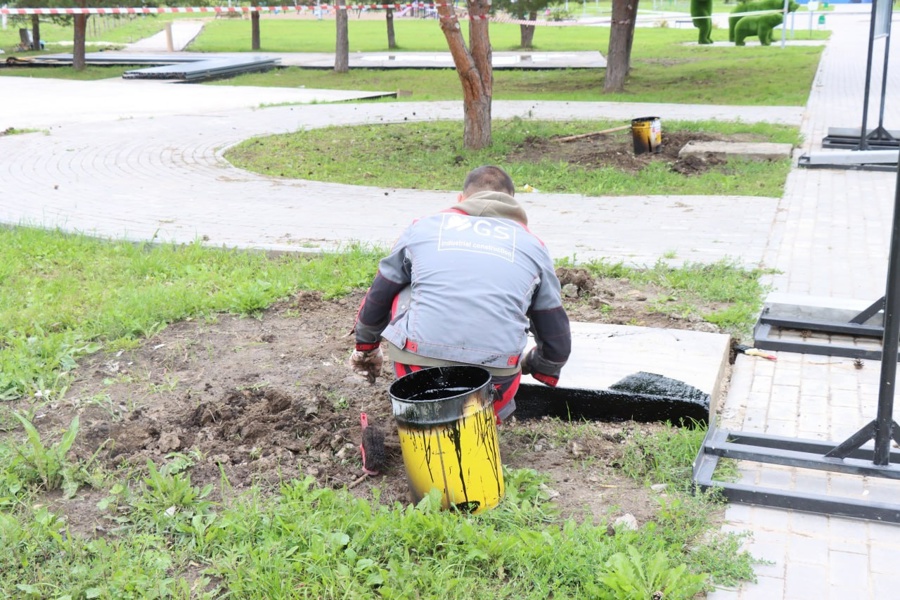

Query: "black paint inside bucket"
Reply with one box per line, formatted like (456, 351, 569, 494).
(390, 366, 492, 428)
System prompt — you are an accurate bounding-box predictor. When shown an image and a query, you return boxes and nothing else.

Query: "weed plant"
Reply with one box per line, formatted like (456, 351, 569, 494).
(10, 413, 80, 496)
(226, 118, 799, 198)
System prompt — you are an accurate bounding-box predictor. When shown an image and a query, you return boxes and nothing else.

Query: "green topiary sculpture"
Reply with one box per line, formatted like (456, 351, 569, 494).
(729, 0, 799, 42)
(691, 0, 714, 44)
(734, 12, 784, 45)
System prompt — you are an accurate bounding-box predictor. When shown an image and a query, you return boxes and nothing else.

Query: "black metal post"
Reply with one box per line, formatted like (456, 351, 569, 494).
(873, 154, 900, 464)
(858, 0, 880, 150)
(875, 21, 891, 134)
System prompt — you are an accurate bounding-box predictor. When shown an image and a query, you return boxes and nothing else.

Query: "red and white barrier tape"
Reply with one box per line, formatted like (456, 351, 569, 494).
(0, 4, 595, 24)
(3, 4, 435, 15)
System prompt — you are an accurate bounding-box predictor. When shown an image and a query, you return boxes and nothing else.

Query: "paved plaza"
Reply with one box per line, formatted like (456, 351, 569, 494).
(2, 8, 900, 597)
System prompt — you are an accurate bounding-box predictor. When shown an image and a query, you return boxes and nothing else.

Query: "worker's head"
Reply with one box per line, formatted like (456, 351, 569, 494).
(460, 165, 515, 200)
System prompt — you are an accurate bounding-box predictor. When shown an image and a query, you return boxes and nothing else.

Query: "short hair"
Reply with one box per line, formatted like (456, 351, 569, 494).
(462, 165, 515, 197)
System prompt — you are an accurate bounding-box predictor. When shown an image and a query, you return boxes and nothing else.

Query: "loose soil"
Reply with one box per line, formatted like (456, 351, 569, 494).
(16, 268, 733, 535)
(508, 130, 732, 177)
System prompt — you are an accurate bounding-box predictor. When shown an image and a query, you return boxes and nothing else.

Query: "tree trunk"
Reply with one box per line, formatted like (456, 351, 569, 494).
(603, 0, 638, 93)
(439, 0, 492, 149)
(31, 15, 41, 51)
(73, 14, 88, 71)
(251, 7, 261, 50)
(335, 0, 349, 72)
(625, 3, 638, 71)
(519, 12, 537, 48)
(386, 7, 396, 49)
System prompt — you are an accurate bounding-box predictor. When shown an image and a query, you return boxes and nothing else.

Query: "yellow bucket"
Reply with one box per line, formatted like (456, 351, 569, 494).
(389, 366, 505, 513)
(631, 116, 662, 155)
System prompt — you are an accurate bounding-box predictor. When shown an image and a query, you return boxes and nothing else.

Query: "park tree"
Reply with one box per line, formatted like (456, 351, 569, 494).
(604, 0, 639, 92)
(385, 5, 396, 49)
(335, 0, 349, 72)
(492, 0, 552, 48)
(438, 0, 493, 150)
(251, 0, 261, 50)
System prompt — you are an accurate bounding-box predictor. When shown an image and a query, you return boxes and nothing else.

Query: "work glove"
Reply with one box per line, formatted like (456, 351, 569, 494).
(349, 346, 384, 383)
(520, 347, 563, 387)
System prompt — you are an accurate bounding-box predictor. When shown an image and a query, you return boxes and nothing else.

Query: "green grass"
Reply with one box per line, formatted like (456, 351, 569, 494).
(572, 257, 771, 336)
(0, 13, 196, 50)
(0, 226, 769, 402)
(0, 65, 133, 80)
(1, 17, 825, 106)
(0, 227, 381, 402)
(0, 437, 756, 599)
(224, 118, 799, 198)
(200, 22, 823, 105)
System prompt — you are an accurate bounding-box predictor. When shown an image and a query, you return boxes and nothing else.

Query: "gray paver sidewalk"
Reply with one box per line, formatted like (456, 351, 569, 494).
(709, 8, 900, 600)
(0, 91, 799, 266)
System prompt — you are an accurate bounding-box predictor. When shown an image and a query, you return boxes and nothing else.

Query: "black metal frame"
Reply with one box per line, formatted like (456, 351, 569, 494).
(822, 0, 896, 151)
(752, 296, 887, 360)
(693, 18, 900, 516)
(693, 429, 900, 522)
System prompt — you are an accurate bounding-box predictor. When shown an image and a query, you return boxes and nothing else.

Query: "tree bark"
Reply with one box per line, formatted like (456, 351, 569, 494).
(386, 6, 396, 49)
(603, 0, 638, 92)
(73, 14, 88, 71)
(439, 0, 492, 150)
(335, 0, 349, 72)
(31, 15, 41, 51)
(251, 10, 261, 50)
(519, 11, 537, 48)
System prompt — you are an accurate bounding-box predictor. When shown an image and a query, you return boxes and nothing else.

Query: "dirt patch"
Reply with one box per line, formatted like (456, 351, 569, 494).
(507, 130, 733, 176)
(17, 271, 729, 532)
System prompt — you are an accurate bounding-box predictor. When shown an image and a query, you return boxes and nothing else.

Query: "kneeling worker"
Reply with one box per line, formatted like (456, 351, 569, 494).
(350, 165, 571, 422)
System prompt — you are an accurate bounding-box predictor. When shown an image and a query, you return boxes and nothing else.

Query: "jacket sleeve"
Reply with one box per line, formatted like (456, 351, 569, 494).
(528, 258, 572, 371)
(354, 237, 412, 351)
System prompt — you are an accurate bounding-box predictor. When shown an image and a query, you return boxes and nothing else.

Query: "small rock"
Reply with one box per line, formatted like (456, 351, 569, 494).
(280, 439, 305, 453)
(533, 444, 543, 452)
(612, 513, 638, 531)
(208, 453, 231, 465)
(562, 283, 580, 298)
(569, 441, 583, 457)
(589, 296, 611, 309)
(693, 322, 720, 333)
(650, 483, 668, 492)
(539, 483, 560, 499)
(305, 465, 322, 477)
(626, 290, 648, 301)
(157, 432, 182, 453)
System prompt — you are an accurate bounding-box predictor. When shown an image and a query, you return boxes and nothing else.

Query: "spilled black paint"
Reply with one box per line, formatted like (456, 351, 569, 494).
(514, 371, 710, 425)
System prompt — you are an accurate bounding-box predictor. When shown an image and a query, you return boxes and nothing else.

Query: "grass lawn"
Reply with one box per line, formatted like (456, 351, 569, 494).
(226, 118, 800, 197)
(2, 16, 825, 106)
